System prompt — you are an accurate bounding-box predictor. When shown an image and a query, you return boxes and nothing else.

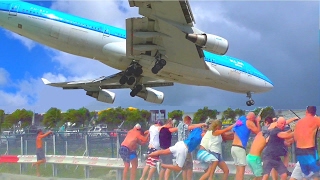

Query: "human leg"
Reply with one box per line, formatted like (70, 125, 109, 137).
(231, 146, 247, 180)
(218, 161, 229, 180)
(130, 157, 138, 180)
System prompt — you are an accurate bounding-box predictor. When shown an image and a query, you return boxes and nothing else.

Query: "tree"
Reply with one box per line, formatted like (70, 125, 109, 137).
(77, 107, 90, 127)
(43, 107, 62, 128)
(0, 109, 4, 133)
(193, 107, 219, 123)
(168, 110, 184, 121)
(222, 108, 236, 123)
(234, 108, 245, 117)
(253, 106, 276, 119)
(98, 107, 125, 129)
(3, 109, 33, 128)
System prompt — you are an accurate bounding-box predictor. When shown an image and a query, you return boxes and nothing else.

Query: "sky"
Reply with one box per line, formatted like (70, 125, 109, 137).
(0, 0, 319, 114)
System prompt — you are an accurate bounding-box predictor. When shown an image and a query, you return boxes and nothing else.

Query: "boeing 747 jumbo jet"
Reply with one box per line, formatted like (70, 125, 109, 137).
(0, 1, 273, 106)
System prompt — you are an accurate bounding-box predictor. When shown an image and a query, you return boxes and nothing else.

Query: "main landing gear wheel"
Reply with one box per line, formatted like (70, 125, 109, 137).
(246, 92, 255, 106)
(151, 59, 166, 74)
(246, 100, 255, 106)
(119, 61, 143, 85)
(130, 84, 143, 97)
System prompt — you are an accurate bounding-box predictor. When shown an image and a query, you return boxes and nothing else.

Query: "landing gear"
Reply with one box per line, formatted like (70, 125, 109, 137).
(246, 92, 255, 106)
(130, 84, 143, 97)
(119, 61, 143, 85)
(151, 53, 166, 74)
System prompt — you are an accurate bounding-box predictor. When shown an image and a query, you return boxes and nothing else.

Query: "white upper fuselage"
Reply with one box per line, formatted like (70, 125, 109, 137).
(0, 1, 273, 94)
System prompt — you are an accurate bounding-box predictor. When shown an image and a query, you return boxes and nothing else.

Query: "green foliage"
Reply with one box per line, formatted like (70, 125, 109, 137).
(97, 107, 150, 130)
(193, 107, 219, 123)
(62, 107, 90, 127)
(43, 107, 62, 128)
(221, 108, 245, 123)
(221, 108, 236, 122)
(253, 106, 276, 119)
(3, 109, 33, 128)
(0, 109, 4, 133)
(168, 110, 183, 121)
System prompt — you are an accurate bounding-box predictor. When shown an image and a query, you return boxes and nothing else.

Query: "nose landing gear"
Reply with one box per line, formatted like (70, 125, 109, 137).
(246, 92, 255, 106)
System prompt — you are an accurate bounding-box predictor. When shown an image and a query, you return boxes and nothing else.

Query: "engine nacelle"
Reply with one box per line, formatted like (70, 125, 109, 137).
(86, 90, 115, 104)
(136, 87, 164, 104)
(186, 33, 229, 55)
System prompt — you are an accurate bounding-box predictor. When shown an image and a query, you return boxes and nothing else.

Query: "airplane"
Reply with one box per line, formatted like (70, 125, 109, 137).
(0, 0, 273, 106)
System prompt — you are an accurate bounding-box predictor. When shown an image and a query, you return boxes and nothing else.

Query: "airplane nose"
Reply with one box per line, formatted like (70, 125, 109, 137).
(265, 81, 274, 91)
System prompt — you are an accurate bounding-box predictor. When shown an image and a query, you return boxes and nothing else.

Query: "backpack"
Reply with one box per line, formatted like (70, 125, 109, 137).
(184, 127, 203, 152)
(159, 127, 172, 149)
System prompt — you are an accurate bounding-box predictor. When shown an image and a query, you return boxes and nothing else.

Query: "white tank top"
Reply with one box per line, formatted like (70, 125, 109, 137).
(200, 130, 212, 150)
(148, 125, 161, 149)
(208, 134, 222, 154)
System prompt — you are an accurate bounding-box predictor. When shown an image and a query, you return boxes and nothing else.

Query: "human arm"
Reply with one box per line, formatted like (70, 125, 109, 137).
(285, 117, 299, 124)
(278, 131, 294, 139)
(212, 124, 235, 136)
(188, 123, 206, 130)
(221, 131, 234, 141)
(137, 132, 149, 145)
(38, 131, 52, 138)
(247, 120, 260, 134)
(169, 127, 178, 133)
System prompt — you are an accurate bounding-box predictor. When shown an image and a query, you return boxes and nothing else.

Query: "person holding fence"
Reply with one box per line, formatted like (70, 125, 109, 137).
(197, 120, 235, 180)
(231, 112, 261, 180)
(140, 120, 163, 180)
(148, 127, 203, 174)
(119, 123, 149, 180)
(158, 118, 178, 180)
(261, 118, 295, 180)
(293, 106, 320, 179)
(177, 115, 206, 180)
(32, 129, 52, 177)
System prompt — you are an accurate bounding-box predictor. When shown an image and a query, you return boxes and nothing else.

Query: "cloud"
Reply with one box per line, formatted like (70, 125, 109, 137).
(4, 30, 37, 50)
(0, 68, 9, 86)
(0, 1, 319, 113)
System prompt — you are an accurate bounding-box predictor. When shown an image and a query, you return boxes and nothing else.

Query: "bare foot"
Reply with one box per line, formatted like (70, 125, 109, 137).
(36, 173, 40, 177)
(31, 163, 35, 167)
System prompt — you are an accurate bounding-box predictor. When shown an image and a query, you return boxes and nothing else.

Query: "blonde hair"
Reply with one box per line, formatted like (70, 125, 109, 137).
(209, 120, 222, 132)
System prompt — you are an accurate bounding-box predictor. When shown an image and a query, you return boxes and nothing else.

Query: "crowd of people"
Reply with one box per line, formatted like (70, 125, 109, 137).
(32, 106, 320, 180)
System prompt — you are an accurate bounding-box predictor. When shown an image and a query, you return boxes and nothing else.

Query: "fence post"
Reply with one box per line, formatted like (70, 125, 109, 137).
(52, 134, 57, 177)
(84, 134, 90, 178)
(25, 140, 28, 155)
(116, 132, 121, 180)
(20, 136, 24, 174)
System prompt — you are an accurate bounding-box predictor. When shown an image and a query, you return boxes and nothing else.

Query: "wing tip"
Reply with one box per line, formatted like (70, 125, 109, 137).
(41, 78, 51, 85)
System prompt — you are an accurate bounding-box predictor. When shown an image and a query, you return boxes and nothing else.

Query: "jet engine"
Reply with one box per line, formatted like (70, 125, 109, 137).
(186, 33, 229, 55)
(86, 90, 115, 104)
(136, 87, 164, 104)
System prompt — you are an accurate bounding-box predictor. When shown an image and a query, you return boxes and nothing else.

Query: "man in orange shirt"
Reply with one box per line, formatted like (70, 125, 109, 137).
(119, 124, 149, 180)
(32, 129, 52, 176)
(294, 106, 320, 179)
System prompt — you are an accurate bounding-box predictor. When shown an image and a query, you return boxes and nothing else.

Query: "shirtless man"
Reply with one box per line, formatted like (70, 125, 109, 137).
(247, 117, 274, 180)
(119, 124, 149, 180)
(32, 129, 52, 177)
(262, 118, 295, 180)
(231, 112, 261, 180)
(294, 106, 320, 179)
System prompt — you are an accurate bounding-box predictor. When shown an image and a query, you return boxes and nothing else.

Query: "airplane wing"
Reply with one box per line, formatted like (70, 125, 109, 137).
(127, 0, 209, 70)
(41, 72, 174, 91)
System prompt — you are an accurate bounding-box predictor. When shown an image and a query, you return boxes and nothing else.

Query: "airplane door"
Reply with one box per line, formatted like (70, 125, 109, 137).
(9, 4, 19, 16)
(102, 26, 109, 38)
